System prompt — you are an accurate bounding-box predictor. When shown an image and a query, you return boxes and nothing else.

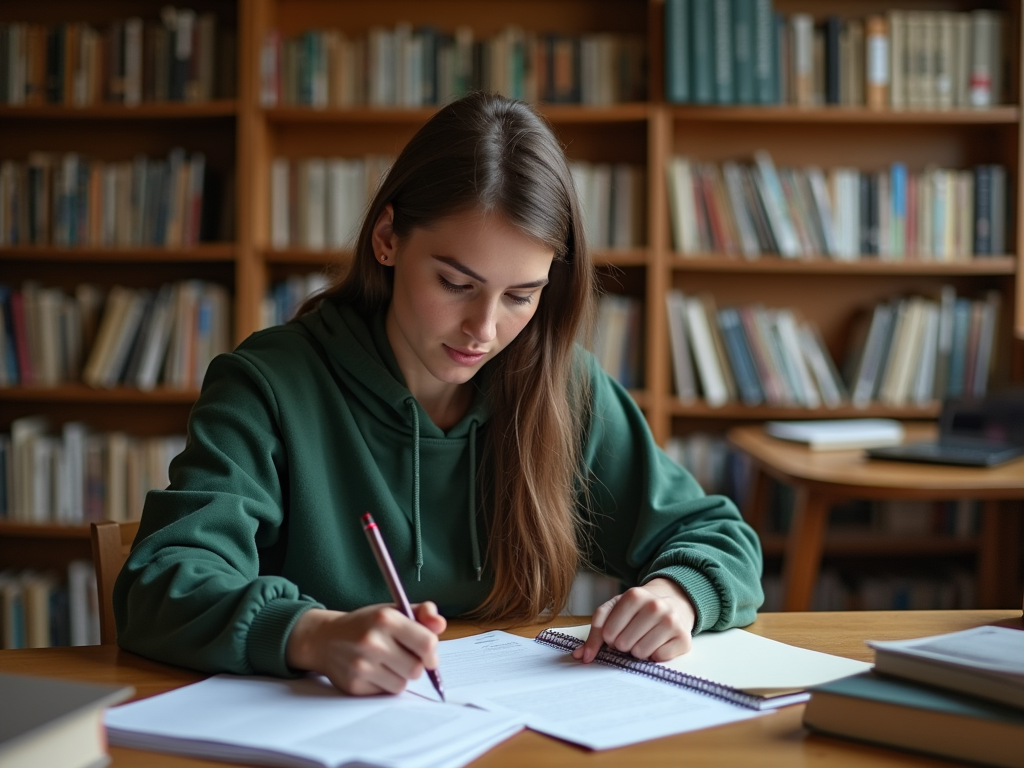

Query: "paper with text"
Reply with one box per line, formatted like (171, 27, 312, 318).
(407, 631, 763, 749)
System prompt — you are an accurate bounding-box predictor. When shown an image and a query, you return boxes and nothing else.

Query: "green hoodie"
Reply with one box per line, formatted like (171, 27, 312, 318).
(114, 300, 763, 677)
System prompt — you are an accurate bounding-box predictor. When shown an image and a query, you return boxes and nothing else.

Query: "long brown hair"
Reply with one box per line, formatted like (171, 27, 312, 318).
(298, 92, 597, 622)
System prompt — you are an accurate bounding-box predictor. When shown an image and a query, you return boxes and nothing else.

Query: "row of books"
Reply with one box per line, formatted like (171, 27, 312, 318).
(843, 288, 1000, 408)
(591, 294, 643, 389)
(0, 8, 234, 106)
(259, 25, 646, 108)
(665, 1, 1007, 110)
(0, 149, 216, 248)
(667, 290, 843, 408)
(666, 286, 1001, 410)
(270, 156, 392, 251)
(570, 162, 645, 251)
(0, 280, 231, 390)
(0, 563, 99, 649)
(668, 152, 1008, 260)
(263, 272, 329, 330)
(2, 416, 185, 525)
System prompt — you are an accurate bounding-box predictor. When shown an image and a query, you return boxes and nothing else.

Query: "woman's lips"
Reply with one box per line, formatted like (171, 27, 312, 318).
(444, 345, 486, 365)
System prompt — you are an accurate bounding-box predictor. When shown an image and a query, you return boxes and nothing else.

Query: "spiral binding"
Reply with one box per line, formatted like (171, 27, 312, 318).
(535, 629, 766, 711)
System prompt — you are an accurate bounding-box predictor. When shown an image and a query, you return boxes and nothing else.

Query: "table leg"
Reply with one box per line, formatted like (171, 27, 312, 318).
(781, 488, 831, 612)
(743, 464, 772, 534)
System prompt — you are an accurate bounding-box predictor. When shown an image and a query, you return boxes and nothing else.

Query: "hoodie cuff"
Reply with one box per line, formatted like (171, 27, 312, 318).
(643, 565, 720, 634)
(246, 597, 322, 678)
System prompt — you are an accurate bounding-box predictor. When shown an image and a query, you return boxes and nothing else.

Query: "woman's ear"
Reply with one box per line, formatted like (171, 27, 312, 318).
(371, 203, 398, 265)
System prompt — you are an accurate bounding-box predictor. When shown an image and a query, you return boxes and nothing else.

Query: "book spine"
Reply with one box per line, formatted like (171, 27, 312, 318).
(865, 15, 889, 110)
(664, 0, 690, 103)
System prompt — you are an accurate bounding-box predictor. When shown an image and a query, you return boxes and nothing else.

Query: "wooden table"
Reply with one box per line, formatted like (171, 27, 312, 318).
(728, 423, 1024, 612)
(2, 611, 1022, 768)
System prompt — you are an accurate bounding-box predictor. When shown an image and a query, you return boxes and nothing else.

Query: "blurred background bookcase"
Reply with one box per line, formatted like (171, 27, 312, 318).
(1, 0, 1023, 644)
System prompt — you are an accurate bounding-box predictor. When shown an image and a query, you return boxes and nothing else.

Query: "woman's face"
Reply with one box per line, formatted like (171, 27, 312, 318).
(379, 206, 554, 401)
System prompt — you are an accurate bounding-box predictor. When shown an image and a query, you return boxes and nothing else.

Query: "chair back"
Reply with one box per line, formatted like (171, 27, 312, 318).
(90, 520, 141, 645)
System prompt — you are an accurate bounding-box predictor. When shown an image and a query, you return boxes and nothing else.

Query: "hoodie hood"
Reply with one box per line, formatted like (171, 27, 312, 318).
(299, 299, 490, 580)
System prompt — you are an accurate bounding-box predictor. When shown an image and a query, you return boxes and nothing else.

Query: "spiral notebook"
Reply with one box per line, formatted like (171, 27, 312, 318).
(534, 625, 872, 711)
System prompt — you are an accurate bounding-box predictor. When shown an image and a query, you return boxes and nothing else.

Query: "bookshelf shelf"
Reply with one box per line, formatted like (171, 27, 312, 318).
(0, 386, 201, 404)
(0, 522, 90, 539)
(263, 103, 651, 125)
(759, 533, 980, 557)
(0, 245, 236, 262)
(0, 101, 239, 120)
(669, 256, 1017, 275)
(670, 402, 942, 419)
(669, 106, 1020, 124)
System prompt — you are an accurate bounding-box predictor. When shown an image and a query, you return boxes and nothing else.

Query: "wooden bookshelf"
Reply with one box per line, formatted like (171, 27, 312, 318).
(2, 0, 1023, 616)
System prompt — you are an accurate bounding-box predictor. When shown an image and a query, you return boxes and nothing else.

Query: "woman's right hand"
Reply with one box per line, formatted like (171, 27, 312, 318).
(285, 602, 446, 695)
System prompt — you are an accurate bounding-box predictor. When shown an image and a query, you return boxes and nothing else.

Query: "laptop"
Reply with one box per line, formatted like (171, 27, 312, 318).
(866, 392, 1024, 467)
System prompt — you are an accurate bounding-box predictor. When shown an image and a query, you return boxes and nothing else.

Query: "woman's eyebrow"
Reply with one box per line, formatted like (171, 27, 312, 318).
(432, 255, 549, 289)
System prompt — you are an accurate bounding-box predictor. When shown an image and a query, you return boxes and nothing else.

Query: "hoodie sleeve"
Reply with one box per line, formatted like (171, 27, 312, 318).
(113, 351, 323, 677)
(580, 354, 763, 633)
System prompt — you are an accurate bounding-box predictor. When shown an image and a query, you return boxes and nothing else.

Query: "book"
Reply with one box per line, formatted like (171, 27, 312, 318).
(804, 672, 1024, 768)
(765, 418, 904, 451)
(868, 626, 1024, 710)
(0, 673, 132, 768)
(535, 624, 871, 711)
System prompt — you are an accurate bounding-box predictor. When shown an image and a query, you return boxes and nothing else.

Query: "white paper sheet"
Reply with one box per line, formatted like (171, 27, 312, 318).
(105, 674, 523, 768)
(406, 631, 763, 749)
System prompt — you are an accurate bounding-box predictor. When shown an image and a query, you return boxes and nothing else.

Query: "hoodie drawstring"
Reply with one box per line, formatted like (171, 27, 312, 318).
(468, 420, 481, 581)
(405, 398, 481, 583)
(405, 398, 424, 581)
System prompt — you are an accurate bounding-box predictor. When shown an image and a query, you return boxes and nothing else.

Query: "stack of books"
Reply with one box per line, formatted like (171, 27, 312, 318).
(804, 625, 1024, 767)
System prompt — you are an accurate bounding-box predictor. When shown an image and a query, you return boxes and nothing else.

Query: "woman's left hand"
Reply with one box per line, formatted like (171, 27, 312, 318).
(572, 577, 696, 664)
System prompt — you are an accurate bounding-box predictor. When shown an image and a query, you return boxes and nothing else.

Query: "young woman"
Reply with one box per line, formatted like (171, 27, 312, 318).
(114, 92, 763, 696)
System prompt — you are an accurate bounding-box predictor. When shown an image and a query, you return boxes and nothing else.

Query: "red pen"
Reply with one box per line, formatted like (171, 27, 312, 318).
(360, 512, 446, 702)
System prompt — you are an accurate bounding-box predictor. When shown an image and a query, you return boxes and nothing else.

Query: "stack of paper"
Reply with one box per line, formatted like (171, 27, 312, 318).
(105, 674, 523, 768)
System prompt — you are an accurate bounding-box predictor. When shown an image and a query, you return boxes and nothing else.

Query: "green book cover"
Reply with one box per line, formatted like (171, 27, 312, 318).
(733, 0, 755, 103)
(712, 0, 734, 103)
(665, 0, 691, 102)
(691, 0, 714, 104)
(753, 0, 774, 103)
(811, 673, 1024, 725)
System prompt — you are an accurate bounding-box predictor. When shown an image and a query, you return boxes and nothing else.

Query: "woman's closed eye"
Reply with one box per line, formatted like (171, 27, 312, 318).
(439, 274, 535, 306)
(438, 275, 470, 294)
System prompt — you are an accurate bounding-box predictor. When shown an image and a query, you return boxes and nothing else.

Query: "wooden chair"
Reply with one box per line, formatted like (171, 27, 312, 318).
(89, 520, 141, 645)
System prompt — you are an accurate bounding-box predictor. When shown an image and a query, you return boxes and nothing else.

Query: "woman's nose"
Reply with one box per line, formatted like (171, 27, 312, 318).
(464, 297, 498, 343)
